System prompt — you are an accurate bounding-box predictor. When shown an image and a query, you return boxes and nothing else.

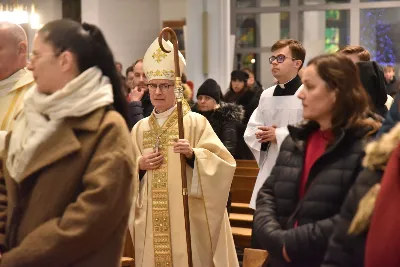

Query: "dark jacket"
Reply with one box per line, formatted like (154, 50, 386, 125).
(252, 121, 376, 267)
(224, 88, 260, 159)
(0, 108, 134, 267)
(191, 102, 244, 158)
(128, 92, 153, 129)
(386, 76, 400, 98)
(378, 92, 399, 137)
(322, 123, 400, 267)
(224, 88, 260, 124)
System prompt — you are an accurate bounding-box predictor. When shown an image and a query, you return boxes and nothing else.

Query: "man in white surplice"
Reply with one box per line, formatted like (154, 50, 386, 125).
(244, 39, 306, 209)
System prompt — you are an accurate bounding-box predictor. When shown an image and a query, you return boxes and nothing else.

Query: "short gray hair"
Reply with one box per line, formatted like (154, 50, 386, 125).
(0, 22, 28, 44)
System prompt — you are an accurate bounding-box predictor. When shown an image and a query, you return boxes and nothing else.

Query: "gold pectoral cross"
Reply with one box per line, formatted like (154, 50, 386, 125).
(154, 137, 160, 153)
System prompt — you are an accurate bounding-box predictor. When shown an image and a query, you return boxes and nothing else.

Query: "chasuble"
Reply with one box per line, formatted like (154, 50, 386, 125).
(129, 102, 239, 267)
(0, 69, 35, 151)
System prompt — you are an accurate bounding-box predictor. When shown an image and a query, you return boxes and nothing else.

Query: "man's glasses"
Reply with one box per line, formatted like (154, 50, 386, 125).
(269, 54, 296, 64)
(147, 83, 174, 92)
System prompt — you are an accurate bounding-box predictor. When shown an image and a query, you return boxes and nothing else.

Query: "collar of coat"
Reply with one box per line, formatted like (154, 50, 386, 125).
(363, 122, 400, 171)
(191, 101, 245, 123)
(4, 107, 111, 183)
(287, 115, 380, 152)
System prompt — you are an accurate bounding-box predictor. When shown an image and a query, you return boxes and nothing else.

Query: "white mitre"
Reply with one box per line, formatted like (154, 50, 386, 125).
(143, 37, 186, 82)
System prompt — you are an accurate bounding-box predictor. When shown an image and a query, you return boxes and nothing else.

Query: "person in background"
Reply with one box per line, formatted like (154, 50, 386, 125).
(115, 61, 123, 77)
(0, 22, 35, 151)
(337, 45, 371, 63)
(224, 70, 259, 124)
(125, 65, 134, 95)
(191, 78, 244, 158)
(383, 65, 400, 98)
(252, 53, 381, 267)
(379, 93, 400, 136)
(0, 19, 134, 267)
(181, 72, 194, 105)
(245, 39, 305, 209)
(224, 70, 260, 159)
(357, 61, 388, 117)
(127, 58, 153, 128)
(338, 45, 393, 112)
(243, 67, 263, 95)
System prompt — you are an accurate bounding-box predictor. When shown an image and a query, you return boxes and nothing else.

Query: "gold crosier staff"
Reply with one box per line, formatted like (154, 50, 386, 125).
(158, 28, 193, 267)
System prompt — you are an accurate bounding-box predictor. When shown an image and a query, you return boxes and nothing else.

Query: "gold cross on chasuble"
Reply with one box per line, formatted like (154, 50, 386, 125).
(142, 101, 191, 267)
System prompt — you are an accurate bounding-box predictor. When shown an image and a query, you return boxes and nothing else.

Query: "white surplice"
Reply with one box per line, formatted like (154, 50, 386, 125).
(244, 84, 303, 209)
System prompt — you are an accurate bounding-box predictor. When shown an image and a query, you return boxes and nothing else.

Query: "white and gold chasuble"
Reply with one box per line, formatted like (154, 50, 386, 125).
(129, 102, 239, 267)
(0, 69, 35, 151)
(0, 69, 34, 131)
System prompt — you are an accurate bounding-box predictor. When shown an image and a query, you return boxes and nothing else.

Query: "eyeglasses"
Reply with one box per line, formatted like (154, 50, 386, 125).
(269, 54, 296, 64)
(147, 83, 174, 92)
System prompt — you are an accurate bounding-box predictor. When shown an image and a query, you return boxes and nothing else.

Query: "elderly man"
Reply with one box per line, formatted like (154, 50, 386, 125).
(0, 22, 34, 149)
(129, 38, 239, 267)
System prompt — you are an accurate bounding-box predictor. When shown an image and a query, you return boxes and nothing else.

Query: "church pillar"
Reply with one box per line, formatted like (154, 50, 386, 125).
(186, 0, 231, 94)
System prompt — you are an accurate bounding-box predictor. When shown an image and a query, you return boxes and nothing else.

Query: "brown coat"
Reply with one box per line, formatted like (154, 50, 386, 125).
(0, 107, 135, 267)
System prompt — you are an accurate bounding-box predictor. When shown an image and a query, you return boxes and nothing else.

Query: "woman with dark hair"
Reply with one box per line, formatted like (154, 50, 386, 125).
(0, 19, 134, 267)
(224, 70, 259, 124)
(224, 70, 260, 159)
(252, 53, 381, 267)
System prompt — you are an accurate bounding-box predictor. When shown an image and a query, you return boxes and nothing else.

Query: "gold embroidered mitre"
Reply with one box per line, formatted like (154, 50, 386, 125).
(143, 37, 186, 82)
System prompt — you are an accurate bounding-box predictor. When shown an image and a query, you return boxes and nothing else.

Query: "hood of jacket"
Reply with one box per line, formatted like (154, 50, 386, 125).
(363, 122, 400, 171)
(191, 101, 244, 123)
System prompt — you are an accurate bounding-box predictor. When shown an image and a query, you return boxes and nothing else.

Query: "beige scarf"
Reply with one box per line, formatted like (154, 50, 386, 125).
(7, 67, 114, 182)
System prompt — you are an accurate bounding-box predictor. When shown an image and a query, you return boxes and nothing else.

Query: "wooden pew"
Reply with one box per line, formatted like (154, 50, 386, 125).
(229, 160, 258, 249)
(243, 248, 269, 267)
(121, 231, 135, 267)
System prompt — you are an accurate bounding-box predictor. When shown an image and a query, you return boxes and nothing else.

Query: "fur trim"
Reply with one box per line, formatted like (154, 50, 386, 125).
(348, 184, 381, 235)
(191, 101, 245, 122)
(363, 123, 400, 171)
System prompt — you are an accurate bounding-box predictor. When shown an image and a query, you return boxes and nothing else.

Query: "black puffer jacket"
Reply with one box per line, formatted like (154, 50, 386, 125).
(128, 92, 154, 129)
(322, 123, 400, 267)
(191, 102, 244, 158)
(224, 88, 260, 159)
(252, 121, 377, 267)
(224, 88, 260, 124)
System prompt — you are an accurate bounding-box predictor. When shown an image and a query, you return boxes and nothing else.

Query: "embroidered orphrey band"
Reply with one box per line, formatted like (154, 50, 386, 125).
(143, 101, 190, 267)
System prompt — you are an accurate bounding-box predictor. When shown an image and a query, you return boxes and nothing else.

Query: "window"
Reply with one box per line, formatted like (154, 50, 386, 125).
(236, 0, 289, 7)
(360, 8, 400, 65)
(301, 0, 350, 5)
(232, 0, 400, 85)
(300, 10, 350, 62)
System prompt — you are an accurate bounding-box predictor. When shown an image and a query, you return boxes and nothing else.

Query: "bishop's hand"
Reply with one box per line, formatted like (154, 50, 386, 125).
(139, 152, 164, 170)
(173, 139, 194, 159)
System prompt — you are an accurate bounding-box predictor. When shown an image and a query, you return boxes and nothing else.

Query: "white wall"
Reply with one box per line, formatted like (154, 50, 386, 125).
(159, 0, 186, 27)
(19, 0, 62, 53)
(82, 0, 160, 74)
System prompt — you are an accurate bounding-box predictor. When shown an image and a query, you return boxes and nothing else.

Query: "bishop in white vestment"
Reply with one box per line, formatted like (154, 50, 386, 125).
(129, 38, 239, 267)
